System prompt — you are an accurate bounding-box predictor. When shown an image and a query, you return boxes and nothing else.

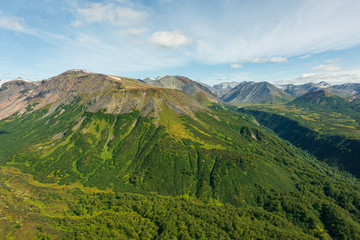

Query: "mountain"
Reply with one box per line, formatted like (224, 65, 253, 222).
(281, 81, 356, 98)
(0, 70, 301, 201)
(144, 75, 219, 105)
(290, 89, 339, 103)
(0, 77, 31, 88)
(1, 71, 360, 239)
(221, 81, 294, 104)
(0, 78, 36, 91)
(0, 79, 39, 119)
(211, 81, 239, 97)
(288, 89, 354, 113)
(333, 83, 360, 98)
(0, 70, 208, 121)
(242, 90, 360, 179)
(281, 81, 331, 96)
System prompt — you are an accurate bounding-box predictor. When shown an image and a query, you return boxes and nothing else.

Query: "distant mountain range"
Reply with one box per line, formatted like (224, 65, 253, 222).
(144, 76, 360, 104)
(2, 70, 360, 239)
(279, 81, 360, 99)
(3, 74, 360, 107)
(211, 81, 239, 97)
(143, 75, 219, 105)
(221, 81, 294, 104)
(288, 89, 356, 113)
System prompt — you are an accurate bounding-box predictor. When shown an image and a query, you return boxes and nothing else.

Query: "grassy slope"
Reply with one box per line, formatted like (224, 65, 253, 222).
(0, 167, 321, 239)
(239, 103, 360, 139)
(242, 102, 360, 177)
(0, 100, 299, 204)
(1, 100, 360, 238)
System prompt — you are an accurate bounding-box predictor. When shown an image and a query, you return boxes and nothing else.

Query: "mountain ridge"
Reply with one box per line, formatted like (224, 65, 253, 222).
(221, 81, 294, 103)
(1, 70, 360, 239)
(143, 75, 220, 105)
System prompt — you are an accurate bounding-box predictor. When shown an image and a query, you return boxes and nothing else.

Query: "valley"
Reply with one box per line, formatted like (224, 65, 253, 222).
(2, 1, 360, 239)
(1, 71, 360, 239)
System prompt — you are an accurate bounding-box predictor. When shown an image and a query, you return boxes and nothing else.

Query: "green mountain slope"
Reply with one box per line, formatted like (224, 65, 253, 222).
(0, 167, 330, 239)
(1, 71, 360, 239)
(289, 90, 355, 113)
(242, 91, 360, 177)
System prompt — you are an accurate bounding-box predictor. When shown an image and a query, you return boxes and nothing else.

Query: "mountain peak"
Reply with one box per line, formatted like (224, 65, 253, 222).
(221, 81, 293, 104)
(0, 71, 209, 120)
(318, 81, 330, 87)
(0, 77, 30, 87)
(289, 89, 351, 111)
(211, 82, 240, 97)
(213, 81, 239, 90)
(62, 69, 93, 74)
(301, 89, 334, 98)
(144, 75, 219, 105)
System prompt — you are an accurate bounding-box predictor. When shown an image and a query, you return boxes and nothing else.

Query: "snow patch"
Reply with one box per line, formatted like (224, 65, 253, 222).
(67, 69, 92, 73)
(109, 75, 122, 81)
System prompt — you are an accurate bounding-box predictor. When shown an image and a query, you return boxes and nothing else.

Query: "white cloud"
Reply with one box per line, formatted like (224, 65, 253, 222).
(246, 57, 288, 63)
(325, 58, 341, 63)
(269, 57, 288, 63)
(126, 27, 148, 35)
(76, 3, 147, 26)
(190, 0, 360, 64)
(289, 72, 360, 85)
(230, 63, 243, 69)
(148, 30, 193, 48)
(311, 64, 342, 71)
(70, 20, 83, 27)
(299, 54, 311, 59)
(0, 15, 26, 32)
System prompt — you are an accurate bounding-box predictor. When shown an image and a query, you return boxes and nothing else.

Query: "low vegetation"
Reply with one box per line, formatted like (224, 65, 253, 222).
(1, 81, 360, 239)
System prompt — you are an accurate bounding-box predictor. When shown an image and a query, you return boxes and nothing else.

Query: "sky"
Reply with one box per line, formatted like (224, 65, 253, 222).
(1, 0, 360, 86)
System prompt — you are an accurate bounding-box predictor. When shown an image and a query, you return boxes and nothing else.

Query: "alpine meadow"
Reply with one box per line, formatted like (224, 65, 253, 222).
(1, 0, 360, 239)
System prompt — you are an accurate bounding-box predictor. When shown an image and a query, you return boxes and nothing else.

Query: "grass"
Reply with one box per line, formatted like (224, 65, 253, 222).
(243, 104, 360, 139)
(2, 95, 360, 238)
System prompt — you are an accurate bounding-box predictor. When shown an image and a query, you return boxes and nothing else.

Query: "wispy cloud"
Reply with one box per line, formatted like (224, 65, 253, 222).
(74, 2, 147, 27)
(325, 58, 341, 63)
(311, 64, 342, 71)
(148, 30, 193, 48)
(291, 73, 360, 84)
(126, 27, 148, 35)
(190, 0, 360, 64)
(246, 57, 288, 63)
(0, 14, 27, 33)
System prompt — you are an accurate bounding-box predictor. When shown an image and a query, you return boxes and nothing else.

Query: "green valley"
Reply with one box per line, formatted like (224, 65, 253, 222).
(1, 72, 360, 239)
(241, 90, 360, 178)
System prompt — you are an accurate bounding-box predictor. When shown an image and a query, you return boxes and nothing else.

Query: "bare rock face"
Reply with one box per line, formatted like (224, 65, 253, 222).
(0, 79, 36, 91)
(0, 80, 39, 119)
(281, 82, 357, 98)
(212, 82, 239, 97)
(221, 81, 294, 104)
(0, 71, 206, 121)
(144, 75, 220, 105)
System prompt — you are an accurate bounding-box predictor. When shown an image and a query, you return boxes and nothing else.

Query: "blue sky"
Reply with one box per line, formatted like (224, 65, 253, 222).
(1, 0, 360, 86)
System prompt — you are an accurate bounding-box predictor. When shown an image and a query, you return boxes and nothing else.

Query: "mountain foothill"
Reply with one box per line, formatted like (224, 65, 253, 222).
(1, 70, 360, 239)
